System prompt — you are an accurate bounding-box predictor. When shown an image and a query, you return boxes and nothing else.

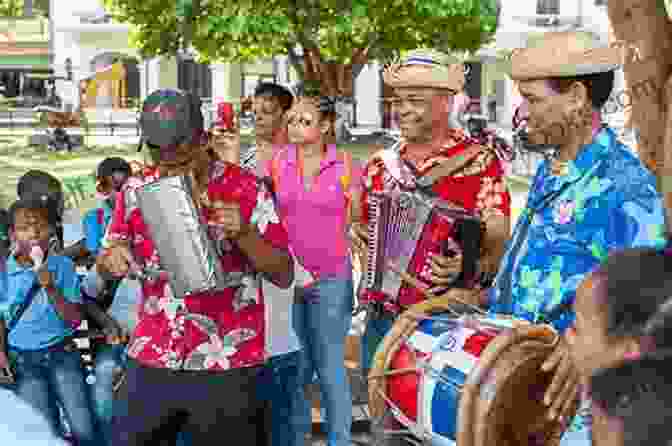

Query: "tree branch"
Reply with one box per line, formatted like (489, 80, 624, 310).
(286, 43, 305, 80)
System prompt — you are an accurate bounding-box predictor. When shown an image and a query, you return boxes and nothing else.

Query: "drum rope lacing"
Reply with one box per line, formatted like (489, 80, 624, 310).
(375, 390, 432, 442)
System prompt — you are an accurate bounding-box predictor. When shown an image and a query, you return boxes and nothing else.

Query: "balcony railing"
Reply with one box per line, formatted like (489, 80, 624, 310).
(79, 15, 113, 24)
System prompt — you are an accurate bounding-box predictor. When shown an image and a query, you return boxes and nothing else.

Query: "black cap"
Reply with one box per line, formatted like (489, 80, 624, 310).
(97, 157, 132, 179)
(137, 88, 204, 153)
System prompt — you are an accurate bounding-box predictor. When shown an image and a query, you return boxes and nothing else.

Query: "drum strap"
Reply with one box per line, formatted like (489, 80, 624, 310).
(415, 144, 484, 188)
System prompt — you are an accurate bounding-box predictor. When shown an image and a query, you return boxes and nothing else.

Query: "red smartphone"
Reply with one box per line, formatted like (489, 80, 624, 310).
(215, 102, 234, 130)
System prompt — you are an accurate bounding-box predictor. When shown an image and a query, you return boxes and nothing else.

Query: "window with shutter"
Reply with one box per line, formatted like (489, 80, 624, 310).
(536, 0, 560, 14)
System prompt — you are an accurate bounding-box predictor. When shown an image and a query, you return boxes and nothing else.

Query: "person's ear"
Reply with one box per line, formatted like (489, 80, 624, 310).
(320, 118, 332, 135)
(568, 81, 590, 110)
(565, 324, 577, 347)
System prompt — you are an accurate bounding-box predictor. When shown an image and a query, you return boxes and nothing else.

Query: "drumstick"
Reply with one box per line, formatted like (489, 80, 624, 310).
(368, 366, 419, 380)
(387, 261, 486, 315)
(88, 332, 129, 344)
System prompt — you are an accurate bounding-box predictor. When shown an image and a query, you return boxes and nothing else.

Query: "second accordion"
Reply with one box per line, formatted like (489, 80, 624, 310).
(129, 175, 239, 298)
(359, 190, 482, 310)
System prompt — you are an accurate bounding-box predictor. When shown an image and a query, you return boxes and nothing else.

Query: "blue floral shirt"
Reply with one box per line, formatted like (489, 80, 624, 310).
(488, 126, 666, 333)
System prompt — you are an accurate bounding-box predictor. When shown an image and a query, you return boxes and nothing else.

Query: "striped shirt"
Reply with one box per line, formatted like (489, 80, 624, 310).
(240, 142, 258, 172)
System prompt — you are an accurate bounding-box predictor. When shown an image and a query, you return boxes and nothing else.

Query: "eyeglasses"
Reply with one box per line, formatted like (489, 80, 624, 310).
(253, 97, 280, 115)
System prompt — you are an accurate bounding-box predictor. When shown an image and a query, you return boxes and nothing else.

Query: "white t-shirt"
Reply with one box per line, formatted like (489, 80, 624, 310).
(244, 144, 303, 357)
(0, 389, 67, 445)
(263, 274, 302, 357)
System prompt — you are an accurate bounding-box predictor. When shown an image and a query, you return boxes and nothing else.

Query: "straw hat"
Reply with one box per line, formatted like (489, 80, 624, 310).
(504, 31, 622, 80)
(383, 49, 466, 91)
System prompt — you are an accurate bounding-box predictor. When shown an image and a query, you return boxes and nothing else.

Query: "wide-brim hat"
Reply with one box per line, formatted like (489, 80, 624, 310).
(504, 31, 622, 80)
(383, 49, 466, 92)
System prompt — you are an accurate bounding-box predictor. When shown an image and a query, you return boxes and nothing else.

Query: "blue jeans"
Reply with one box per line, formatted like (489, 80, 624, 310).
(9, 343, 99, 445)
(257, 350, 305, 446)
(91, 343, 126, 445)
(360, 313, 395, 378)
(293, 278, 354, 446)
(93, 344, 192, 446)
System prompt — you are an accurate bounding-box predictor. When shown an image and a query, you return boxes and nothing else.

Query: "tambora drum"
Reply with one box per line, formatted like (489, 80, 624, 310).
(368, 298, 577, 446)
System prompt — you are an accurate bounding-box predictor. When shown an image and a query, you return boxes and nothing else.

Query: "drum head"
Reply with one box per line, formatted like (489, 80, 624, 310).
(457, 324, 577, 446)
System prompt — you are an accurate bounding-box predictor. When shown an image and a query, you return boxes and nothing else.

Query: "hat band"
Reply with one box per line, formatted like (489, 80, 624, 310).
(405, 56, 441, 66)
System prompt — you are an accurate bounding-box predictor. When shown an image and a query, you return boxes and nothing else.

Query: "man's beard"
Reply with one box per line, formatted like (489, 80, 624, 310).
(514, 126, 560, 158)
(513, 116, 566, 159)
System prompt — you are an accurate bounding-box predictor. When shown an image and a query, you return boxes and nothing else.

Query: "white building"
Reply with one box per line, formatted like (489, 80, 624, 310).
(478, 0, 619, 128)
(50, 0, 278, 119)
(51, 0, 619, 131)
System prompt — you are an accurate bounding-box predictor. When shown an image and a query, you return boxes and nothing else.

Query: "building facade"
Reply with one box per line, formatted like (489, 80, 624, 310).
(51, 0, 618, 132)
(478, 0, 617, 128)
(0, 16, 51, 104)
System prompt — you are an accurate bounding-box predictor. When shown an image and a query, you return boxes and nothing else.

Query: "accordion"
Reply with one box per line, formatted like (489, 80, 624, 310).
(359, 190, 482, 311)
(130, 175, 241, 298)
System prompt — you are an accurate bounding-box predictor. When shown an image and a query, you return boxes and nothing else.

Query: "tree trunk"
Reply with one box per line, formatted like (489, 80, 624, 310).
(23, 0, 32, 17)
(607, 0, 672, 226)
(284, 45, 371, 142)
(301, 46, 369, 98)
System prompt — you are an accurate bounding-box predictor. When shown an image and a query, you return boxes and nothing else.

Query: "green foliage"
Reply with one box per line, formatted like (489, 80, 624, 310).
(0, 0, 49, 16)
(104, 0, 500, 66)
(0, 0, 23, 16)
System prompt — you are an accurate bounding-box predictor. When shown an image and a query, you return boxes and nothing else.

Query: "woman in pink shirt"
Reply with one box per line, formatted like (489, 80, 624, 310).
(267, 95, 361, 446)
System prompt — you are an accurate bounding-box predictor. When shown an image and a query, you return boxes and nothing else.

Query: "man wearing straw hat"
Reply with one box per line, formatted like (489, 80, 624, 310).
(436, 31, 667, 444)
(350, 48, 512, 377)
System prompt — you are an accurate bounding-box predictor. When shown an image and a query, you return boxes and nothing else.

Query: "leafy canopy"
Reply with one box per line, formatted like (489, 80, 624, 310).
(104, 0, 500, 64)
(0, 0, 49, 17)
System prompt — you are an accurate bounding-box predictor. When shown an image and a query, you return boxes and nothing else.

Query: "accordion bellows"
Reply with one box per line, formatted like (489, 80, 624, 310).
(130, 175, 240, 298)
(359, 190, 482, 311)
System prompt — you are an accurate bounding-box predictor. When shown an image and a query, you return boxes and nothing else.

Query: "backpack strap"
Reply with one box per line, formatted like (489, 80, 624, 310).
(338, 150, 354, 225)
(339, 151, 353, 192)
(97, 207, 105, 226)
(5, 280, 41, 333)
(269, 149, 283, 195)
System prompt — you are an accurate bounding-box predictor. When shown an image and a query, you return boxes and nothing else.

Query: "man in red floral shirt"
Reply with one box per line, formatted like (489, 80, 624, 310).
(97, 89, 293, 446)
(351, 49, 512, 375)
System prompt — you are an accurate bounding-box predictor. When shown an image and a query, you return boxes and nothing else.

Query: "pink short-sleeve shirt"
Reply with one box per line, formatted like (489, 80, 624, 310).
(269, 143, 361, 280)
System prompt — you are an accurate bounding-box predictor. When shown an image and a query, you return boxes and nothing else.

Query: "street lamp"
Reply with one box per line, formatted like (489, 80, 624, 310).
(65, 58, 72, 81)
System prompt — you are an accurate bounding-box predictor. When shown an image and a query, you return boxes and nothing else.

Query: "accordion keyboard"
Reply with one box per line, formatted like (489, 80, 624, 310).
(365, 193, 384, 290)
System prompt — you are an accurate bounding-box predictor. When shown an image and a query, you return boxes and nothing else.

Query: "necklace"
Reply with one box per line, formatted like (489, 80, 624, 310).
(550, 159, 569, 176)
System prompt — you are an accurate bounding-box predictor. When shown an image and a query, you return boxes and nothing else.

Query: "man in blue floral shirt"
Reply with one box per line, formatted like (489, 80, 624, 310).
(439, 31, 667, 445)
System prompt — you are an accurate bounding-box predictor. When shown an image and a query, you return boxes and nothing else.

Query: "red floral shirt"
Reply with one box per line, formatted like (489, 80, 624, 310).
(358, 129, 511, 311)
(107, 160, 289, 371)
(360, 129, 511, 223)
